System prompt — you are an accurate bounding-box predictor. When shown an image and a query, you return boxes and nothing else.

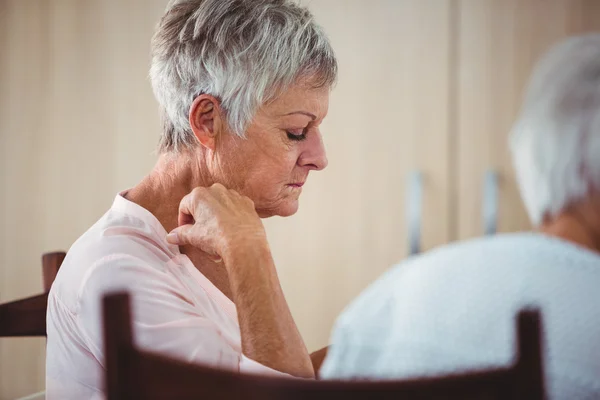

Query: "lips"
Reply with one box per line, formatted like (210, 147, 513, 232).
(287, 182, 305, 188)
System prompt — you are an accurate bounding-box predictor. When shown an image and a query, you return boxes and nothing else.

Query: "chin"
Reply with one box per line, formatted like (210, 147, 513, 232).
(257, 200, 299, 218)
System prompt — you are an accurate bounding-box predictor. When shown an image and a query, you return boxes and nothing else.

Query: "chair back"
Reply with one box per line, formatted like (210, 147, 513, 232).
(42, 252, 66, 292)
(0, 251, 66, 337)
(103, 292, 546, 400)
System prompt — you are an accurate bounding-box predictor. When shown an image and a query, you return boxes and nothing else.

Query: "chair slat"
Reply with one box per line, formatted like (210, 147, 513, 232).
(42, 252, 66, 292)
(0, 251, 65, 337)
(0, 293, 48, 337)
(103, 292, 546, 400)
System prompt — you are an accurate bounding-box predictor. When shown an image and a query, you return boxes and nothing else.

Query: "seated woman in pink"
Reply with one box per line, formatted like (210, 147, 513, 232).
(45, 0, 337, 398)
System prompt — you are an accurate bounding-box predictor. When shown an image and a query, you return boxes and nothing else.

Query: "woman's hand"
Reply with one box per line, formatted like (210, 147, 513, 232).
(166, 183, 314, 378)
(166, 183, 267, 263)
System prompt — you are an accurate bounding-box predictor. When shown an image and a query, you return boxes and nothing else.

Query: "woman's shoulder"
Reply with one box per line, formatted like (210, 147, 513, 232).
(51, 206, 181, 313)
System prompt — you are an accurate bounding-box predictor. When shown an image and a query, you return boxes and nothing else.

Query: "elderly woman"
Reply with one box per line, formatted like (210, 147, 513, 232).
(320, 35, 600, 399)
(46, 0, 336, 397)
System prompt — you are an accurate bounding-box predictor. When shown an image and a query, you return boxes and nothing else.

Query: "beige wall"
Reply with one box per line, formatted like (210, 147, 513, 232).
(1, 0, 599, 398)
(0, 1, 168, 397)
(278, 0, 454, 352)
(456, 0, 600, 240)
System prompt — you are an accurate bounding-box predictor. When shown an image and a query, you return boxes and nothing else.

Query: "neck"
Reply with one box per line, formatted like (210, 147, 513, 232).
(128, 151, 213, 232)
(125, 150, 233, 299)
(539, 196, 600, 255)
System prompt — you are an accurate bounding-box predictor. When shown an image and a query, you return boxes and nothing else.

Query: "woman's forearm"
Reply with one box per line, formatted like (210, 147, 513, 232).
(224, 241, 315, 378)
(167, 185, 314, 377)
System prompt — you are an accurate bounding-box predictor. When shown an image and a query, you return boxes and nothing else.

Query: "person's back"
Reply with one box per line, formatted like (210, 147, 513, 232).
(322, 34, 600, 400)
(321, 233, 600, 398)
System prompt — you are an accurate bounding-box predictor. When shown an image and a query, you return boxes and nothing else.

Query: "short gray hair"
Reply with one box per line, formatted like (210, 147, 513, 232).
(150, 0, 338, 153)
(510, 34, 600, 226)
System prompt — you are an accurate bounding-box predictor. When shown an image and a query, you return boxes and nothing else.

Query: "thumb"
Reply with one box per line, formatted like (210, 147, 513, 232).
(166, 226, 222, 263)
(166, 225, 193, 246)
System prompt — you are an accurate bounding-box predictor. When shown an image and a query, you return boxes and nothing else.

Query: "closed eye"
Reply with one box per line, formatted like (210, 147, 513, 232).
(287, 130, 307, 141)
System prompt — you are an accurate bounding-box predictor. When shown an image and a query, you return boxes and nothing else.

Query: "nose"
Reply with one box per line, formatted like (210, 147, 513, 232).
(298, 130, 328, 171)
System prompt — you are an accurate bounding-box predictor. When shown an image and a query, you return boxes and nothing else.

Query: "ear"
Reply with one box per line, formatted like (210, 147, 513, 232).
(189, 94, 224, 151)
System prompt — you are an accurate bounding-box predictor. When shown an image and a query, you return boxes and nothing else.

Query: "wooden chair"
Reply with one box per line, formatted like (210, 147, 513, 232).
(42, 252, 65, 293)
(103, 292, 546, 400)
(0, 251, 66, 337)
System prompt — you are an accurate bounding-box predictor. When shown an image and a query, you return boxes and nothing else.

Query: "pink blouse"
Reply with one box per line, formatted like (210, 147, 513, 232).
(46, 193, 285, 399)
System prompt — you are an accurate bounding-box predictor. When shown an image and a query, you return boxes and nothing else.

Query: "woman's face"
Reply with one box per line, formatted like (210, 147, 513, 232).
(215, 82, 330, 218)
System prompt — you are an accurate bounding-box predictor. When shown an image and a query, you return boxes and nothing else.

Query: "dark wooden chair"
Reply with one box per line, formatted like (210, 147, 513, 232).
(103, 292, 546, 400)
(42, 252, 65, 293)
(0, 251, 66, 337)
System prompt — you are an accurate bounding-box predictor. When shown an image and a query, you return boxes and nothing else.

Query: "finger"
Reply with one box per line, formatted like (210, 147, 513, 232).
(211, 182, 227, 192)
(177, 193, 192, 227)
(166, 225, 192, 246)
(209, 183, 232, 204)
(242, 195, 255, 208)
(166, 225, 221, 261)
(228, 188, 245, 202)
(178, 191, 202, 227)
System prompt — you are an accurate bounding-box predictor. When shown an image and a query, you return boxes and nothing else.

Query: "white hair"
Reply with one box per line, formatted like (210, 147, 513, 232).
(149, 0, 337, 153)
(510, 34, 600, 226)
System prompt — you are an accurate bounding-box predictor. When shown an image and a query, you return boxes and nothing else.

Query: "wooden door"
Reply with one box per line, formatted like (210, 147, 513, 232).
(456, 0, 600, 240)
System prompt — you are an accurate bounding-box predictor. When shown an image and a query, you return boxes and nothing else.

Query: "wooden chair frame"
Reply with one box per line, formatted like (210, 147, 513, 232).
(104, 292, 546, 400)
(0, 252, 66, 337)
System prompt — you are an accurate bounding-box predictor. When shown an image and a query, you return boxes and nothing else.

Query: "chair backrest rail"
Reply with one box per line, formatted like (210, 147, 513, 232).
(103, 292, 546, 400)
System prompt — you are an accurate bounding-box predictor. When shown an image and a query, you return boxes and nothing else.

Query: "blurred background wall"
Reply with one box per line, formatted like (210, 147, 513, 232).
(1, 0, 599, 398)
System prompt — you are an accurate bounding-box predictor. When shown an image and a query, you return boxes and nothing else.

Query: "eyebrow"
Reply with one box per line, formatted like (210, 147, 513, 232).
(283, 111, 317, 120)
